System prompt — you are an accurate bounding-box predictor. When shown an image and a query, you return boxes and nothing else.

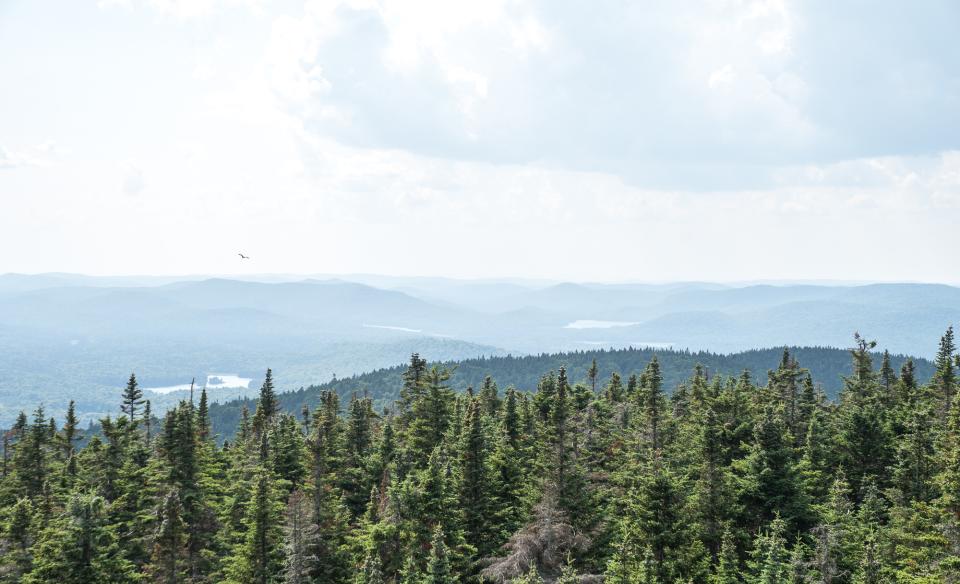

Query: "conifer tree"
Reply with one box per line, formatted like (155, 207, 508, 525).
(838, 335, 893, 498)
(270, 414, 308, 489)
(255, 369, 279, 434)
(737, 406, 808, 534)
(399, 353, 429, 416)
(588, 359, 599, 394)
(197, 387, 211, 442)
(627, 459, 707, 583)
(712, 527, 740, 584)
(232, 469, 285, 584)
(407, 367, 454, 463)
(458, 398, 496, 556)
(933, 326, 957, 416)
(150, 489, 188, 584)
(503, 387, 521, 448)
(606, 371, 625, 403)
(59, 400, 81, 461)
(750, 515, 789, 584)
(2, 496, 35, 578)
(120, 373, 144, 424)
(144, 399, 153, 446)
(879, 350, 896, 396)
(479, 375, 500, 416)
(695, 406, 732, 560)
(890, 401, 937, 503)
(25, 492, 136, 584)
(15, 406, 50, 500)
(940, 393, 960, 521)
(640, 357, 665, 451)
(425, 525, 454, 584)
(283, 489, 317, 584)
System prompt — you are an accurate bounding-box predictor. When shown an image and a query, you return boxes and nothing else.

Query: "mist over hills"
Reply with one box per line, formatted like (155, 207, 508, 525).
(0, 272, 956, 425)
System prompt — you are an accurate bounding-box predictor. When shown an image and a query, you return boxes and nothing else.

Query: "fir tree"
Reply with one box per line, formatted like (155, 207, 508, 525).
(197, 386, 211, 442)
(120, 373, 144, 424)
(458, 398, 496, 556)
(59, 400, 81, 461)
(737, 406, 808, 534)
(425, 525, 454, 584)
(232, 469, 285, 584)
(712, 527, 740, 584)
(641, 357, 665, 452)
(25, 492, 136, 584)
(588, 359, 599, 394)
(150, 489, 188, 584)
(283, 489, 317, 584)
(934, 326, 957, 416)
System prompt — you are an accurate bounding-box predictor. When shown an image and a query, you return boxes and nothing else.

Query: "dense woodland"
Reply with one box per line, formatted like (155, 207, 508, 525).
(206, 346, 933, 439)
(1, 330, 960, 583)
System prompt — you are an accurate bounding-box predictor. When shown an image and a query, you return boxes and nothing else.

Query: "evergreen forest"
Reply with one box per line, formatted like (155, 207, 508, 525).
(2, 329, 960, 583)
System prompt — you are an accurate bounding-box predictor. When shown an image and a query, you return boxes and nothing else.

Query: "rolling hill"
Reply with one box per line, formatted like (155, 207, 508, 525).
(205, 345, 935, 440)
(0, 273, 956, 426)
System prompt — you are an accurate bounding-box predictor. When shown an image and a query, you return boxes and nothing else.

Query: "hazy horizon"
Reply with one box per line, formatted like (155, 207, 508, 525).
(4, 270, 960, 288)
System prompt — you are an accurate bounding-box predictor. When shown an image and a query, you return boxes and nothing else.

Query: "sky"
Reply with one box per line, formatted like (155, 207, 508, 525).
(1, 0, 958, 283)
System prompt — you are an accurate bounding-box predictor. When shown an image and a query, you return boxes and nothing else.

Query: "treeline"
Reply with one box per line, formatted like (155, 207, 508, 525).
(0, 330, 959, 582)
(206, 346, 933, 440)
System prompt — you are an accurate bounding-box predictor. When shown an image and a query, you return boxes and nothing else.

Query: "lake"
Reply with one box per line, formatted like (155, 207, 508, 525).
(146, 374, 253, 395)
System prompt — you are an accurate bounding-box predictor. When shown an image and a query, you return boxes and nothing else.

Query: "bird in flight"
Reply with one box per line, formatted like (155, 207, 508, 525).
(238, 253, 250, 260)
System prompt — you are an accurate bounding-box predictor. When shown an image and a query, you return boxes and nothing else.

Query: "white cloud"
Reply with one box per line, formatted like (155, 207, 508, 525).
(708, 64, 735, 89)
(122, 163, 145, 196)
(0, 143, 56, 169)
(1, 0, 958, 281)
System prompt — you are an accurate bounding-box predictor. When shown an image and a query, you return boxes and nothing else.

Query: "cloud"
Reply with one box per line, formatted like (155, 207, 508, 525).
(122, 163, 145, 196)
(97, 0, 261, 19)
(238, 0, 958, 190)
(0, 143, 56, 169)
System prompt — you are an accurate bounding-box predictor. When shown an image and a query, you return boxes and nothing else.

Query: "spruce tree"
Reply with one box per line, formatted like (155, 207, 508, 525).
(628, 459, 707, 583)
(24, 492, 136, 584)
(588, 359, 599, 394)
(233, 469, 285, 584)
(641, 357, 665, 451)
(737, 406, 808, 534)
(478, 375, 500, 416)
(197, 386, 211, 442)
(425, 525, 454, 584)
(934, 326, 957, 416)
(255, 369, 279, 430)
(696, 406, 732, 561)
(144, 399, 153, 446)
(458, 398, 495, 556)
(712, 527, 740, 584)
(283, 489, 318, 584)
(750, 515, 789, 584)
(59, 400, 81, 460)
(150, 489, 188, 584)
(407, 367, 454, 463)
(120, 373, 144, 424)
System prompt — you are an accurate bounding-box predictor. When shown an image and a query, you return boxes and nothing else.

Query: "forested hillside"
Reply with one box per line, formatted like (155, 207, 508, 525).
(2, 274, 958, 428)
(207, 345, 933, 440)
(1, 329, 959, 582)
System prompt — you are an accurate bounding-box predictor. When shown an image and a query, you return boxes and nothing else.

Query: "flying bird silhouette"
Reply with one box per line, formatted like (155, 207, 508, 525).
(238, 253, 250, 260)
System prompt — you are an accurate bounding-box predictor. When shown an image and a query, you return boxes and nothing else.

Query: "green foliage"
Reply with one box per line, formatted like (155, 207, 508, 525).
(0, 331, 957, 582)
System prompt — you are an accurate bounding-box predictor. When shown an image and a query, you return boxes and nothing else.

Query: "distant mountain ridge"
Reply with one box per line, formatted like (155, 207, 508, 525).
(0, 273, 955, 426)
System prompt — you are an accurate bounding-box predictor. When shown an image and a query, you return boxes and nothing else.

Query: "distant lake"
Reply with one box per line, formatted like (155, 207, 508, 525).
(362, 324, 422, 333)
(565, 320, 639, 329)
(146, 374, 252, 395)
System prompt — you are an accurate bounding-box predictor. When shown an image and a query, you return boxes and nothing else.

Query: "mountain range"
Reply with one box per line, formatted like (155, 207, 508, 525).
(0, 272, 956, 425)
